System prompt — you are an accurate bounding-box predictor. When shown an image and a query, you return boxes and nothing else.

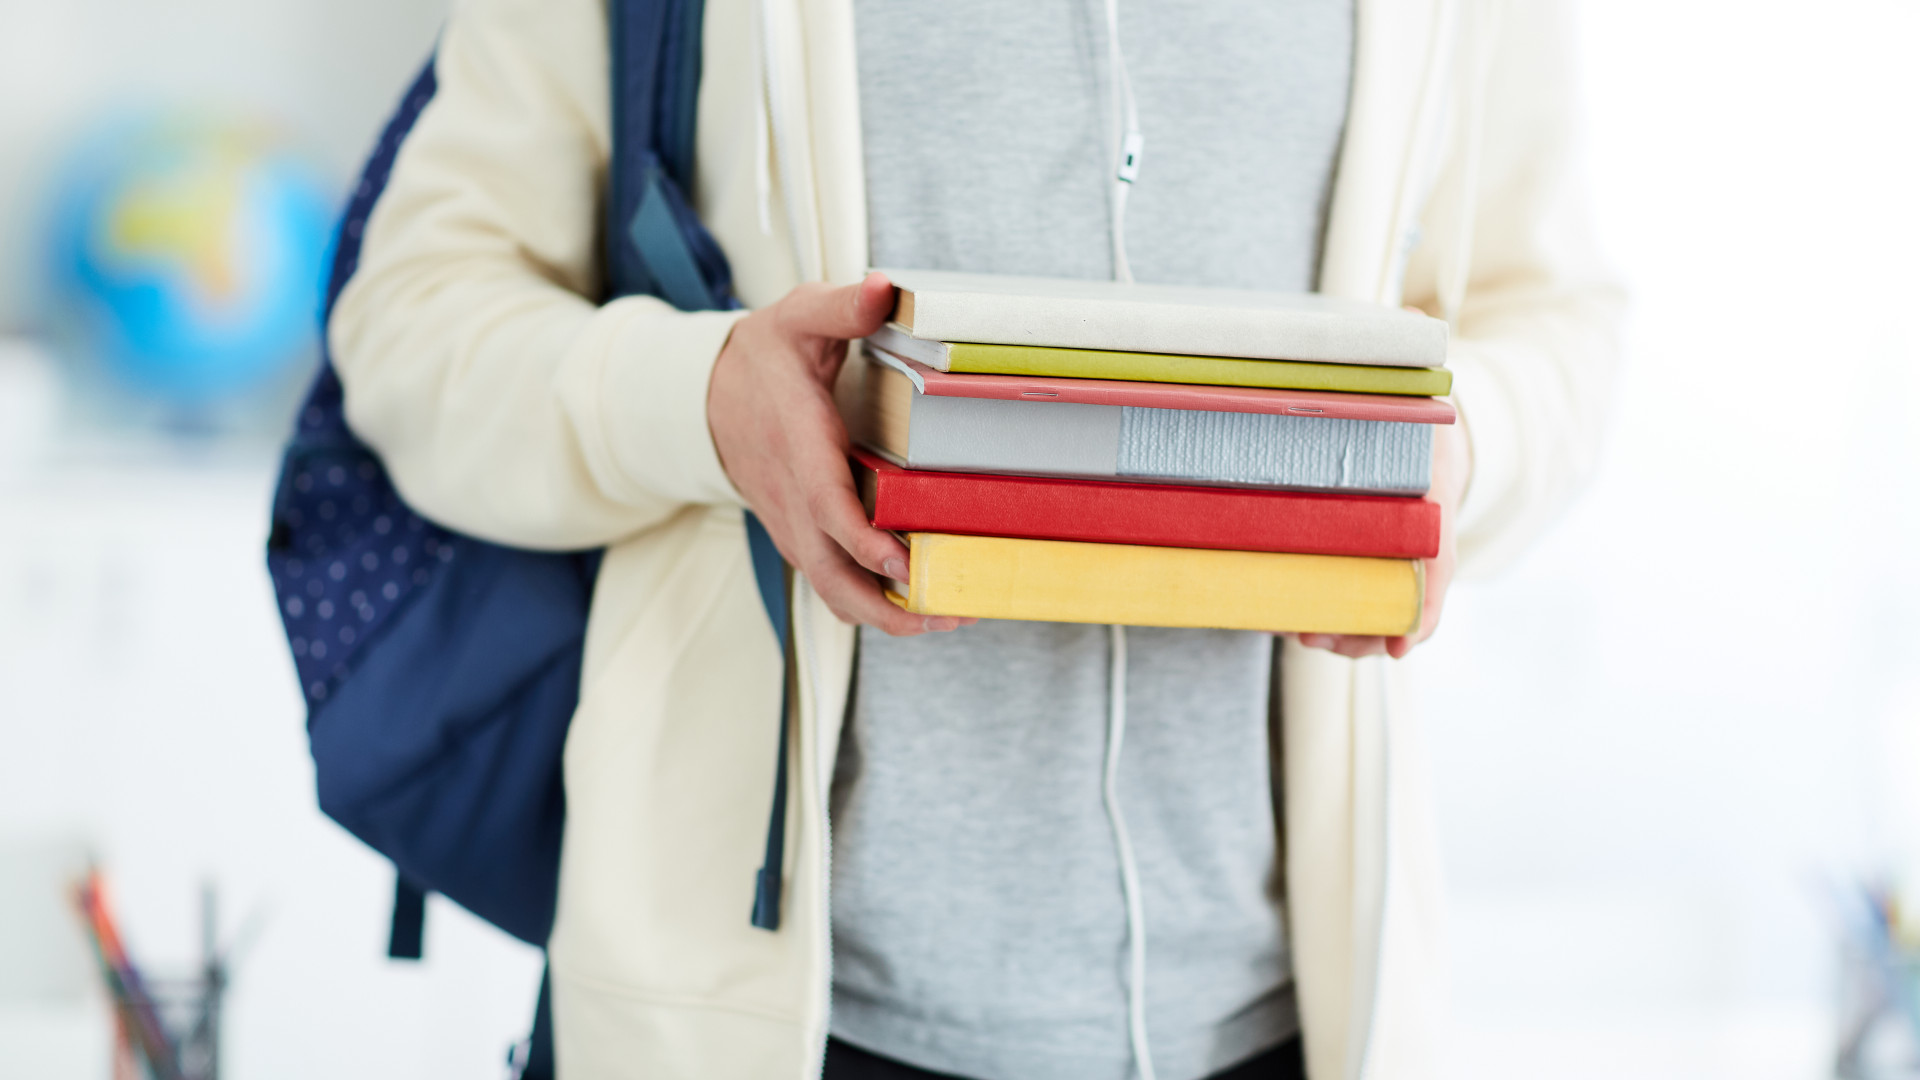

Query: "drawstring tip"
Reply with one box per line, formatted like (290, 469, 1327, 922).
(750, 867, 782, 931)
(1117, 130, 1144, 184)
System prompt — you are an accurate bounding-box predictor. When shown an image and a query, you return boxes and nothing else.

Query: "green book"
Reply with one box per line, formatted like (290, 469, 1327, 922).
(865, 323, 1451, 397)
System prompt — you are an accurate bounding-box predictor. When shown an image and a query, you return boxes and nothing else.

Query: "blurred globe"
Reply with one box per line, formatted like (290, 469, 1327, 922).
(44, 116, 334, 406)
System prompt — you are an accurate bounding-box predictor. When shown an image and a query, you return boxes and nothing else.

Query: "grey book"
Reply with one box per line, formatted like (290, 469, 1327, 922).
(853, 360, 1434, 496)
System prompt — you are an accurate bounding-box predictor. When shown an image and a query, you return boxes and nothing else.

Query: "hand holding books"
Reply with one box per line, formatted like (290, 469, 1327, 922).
(711, 268, 1464, 650)
(706, 271, 972, 637)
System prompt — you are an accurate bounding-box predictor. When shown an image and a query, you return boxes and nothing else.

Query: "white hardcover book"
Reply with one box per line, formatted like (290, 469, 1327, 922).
(880, 268, 1448, 368)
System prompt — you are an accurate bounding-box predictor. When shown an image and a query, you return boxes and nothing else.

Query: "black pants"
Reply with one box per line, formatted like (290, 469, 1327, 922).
(824, 1035, 1307, 1080)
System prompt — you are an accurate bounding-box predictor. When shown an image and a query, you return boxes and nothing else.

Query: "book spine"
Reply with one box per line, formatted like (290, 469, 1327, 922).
(869, 465, 1441, 558)
(894, 533, 1423, 635)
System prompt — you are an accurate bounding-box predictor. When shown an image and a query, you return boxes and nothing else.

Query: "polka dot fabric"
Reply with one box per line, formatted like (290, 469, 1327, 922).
(267, 61, 448, 707)
(268, 426, 455, 705)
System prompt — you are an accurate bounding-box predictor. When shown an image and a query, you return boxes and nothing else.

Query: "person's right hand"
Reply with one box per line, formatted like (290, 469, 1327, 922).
(707, 271, 967, 636)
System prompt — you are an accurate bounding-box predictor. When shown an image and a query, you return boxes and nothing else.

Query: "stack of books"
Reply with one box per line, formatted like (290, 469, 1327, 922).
(851, 269, 1454, 636)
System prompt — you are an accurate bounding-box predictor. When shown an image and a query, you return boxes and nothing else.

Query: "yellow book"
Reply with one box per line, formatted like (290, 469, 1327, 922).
(886, 533, 1423, 636)
(867, 324, 1452, 396)
(947, 343, 1451, 396)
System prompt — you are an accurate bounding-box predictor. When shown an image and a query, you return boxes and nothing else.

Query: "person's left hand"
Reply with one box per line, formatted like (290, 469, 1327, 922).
(1294, 417, 1469, 660)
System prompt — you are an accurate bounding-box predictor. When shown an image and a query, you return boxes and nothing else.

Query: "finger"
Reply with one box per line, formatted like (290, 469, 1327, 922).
(1296, 633, 1378, 656)
(1386, 602, 1438, 659)
(1303, 634, 1388, 659)
(799, 454, 909, 581)
(799, 531, 949, 636)
(777, 271, 895, 342)
(814, 484, 909, 581)
(819, 561, 959, 636)
(799, 532, 918, 630)
(778, 389, 910, 578)
(1393, 550, 1453, 656)
(1335, 636, 1389, 658)
(1381, 596, 1435, 660)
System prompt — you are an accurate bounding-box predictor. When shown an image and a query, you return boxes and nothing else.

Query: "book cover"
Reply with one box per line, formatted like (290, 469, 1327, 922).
(885, 532, 1424, 636)
(865, 323, 1453, 396)
(868, 347, 1456, 424)
(857, 361, 1435, 496)
(856, 450, 1442, 559)
(881, 268, 1448, 367)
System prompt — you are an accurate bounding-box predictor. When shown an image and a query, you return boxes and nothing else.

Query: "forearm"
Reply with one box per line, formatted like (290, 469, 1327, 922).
(334, 266, 744, 549)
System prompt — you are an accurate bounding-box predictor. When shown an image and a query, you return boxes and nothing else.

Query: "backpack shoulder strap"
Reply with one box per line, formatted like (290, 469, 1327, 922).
(605, 0, 789, 932)
(606, 0, 668, 298)
(328, 57, 438, 327)
(607, 0, 732, 310)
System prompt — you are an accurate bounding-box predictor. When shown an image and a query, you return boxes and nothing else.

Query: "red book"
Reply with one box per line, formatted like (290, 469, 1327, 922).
(855, 450, 1441, 559)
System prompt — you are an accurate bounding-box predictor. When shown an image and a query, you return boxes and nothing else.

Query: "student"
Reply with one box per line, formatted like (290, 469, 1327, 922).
(330, 0, 1620, 1076)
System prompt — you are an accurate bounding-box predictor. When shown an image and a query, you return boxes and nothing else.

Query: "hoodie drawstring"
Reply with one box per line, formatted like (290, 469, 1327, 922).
(1099, 0, 1152, 1072)
(1103, 623, 1157, 1080)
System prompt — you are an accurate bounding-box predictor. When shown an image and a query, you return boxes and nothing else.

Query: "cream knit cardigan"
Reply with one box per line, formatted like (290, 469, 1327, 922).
(331, 0, 1623, 1076)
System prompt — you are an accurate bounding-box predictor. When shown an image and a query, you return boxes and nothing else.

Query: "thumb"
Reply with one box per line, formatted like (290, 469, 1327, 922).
(778, 271, 895, 341)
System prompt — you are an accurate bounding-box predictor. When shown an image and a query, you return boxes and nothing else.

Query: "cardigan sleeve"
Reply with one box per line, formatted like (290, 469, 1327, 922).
(1402, 0, 1628, 578)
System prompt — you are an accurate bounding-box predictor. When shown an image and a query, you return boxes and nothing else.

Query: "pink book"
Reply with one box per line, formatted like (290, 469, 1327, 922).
(866, 347, 1455, 424)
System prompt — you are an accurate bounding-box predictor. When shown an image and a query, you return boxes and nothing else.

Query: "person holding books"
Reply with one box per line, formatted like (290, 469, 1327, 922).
(329, 1, 1621, 1078)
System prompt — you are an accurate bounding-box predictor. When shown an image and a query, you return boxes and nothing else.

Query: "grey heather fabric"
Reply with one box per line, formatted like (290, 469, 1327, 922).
(834, 2, 1354, 1079)
(855, 0, 1353, 288)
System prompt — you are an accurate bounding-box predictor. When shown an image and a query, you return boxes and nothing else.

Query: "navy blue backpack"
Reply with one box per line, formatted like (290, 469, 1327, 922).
(266, 0, 793, 1068)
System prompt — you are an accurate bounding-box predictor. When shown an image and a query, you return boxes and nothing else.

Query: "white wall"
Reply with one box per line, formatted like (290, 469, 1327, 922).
(0, 0, 555, 1074)
(1423, 2, 1920, 1076)
(0, 454, 547, 1078)
(0, 0, 451, 331)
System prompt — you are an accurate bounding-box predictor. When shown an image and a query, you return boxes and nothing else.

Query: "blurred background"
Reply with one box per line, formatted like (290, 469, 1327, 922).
(0, 0, 1915, 1077)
